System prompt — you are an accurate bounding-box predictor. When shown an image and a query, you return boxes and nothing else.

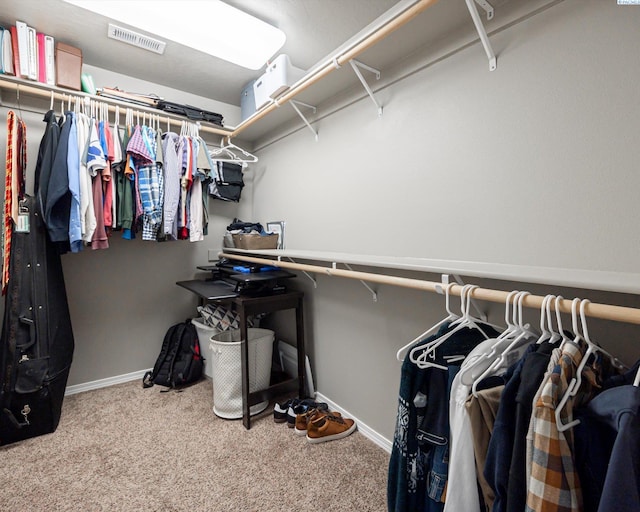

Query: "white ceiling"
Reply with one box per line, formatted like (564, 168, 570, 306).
(0, 0, 402, 105)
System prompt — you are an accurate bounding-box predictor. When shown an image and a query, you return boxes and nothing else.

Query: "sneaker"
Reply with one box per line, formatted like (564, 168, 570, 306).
(274, 398, 300, 423)
(287, 400, 328, 428)
(294, 409, 340, 436)
(306, 413, 357, 443)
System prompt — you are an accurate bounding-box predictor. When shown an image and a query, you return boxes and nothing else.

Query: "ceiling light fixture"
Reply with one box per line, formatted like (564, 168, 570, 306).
(62, 0, 286, 70)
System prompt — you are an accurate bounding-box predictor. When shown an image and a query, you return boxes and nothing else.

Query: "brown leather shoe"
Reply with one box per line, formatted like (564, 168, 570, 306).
(306, 413, 356, 443)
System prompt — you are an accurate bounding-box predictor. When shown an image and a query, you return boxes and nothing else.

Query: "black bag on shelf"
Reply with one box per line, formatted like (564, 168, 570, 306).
(156, 100, 224, 126)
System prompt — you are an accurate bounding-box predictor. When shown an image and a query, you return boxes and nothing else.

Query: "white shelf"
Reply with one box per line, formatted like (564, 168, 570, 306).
(219, 248, 640, 295)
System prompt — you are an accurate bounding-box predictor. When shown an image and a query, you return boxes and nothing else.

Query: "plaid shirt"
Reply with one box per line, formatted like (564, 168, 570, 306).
(526, 340, 599, 512)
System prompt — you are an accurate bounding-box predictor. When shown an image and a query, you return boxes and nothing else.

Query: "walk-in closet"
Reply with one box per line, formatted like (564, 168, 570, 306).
(1, 0, 639, 511)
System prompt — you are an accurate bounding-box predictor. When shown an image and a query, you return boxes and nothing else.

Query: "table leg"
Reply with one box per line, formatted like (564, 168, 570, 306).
(295, 298, 306, 398)
(239, 307, 250, 429)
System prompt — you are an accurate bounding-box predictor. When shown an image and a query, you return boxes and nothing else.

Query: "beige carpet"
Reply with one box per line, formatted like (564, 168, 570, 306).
(0, 379, 389, 511)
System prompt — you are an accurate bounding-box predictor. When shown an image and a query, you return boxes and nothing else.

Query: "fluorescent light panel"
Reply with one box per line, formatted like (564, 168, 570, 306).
(63, 0, 286, 70)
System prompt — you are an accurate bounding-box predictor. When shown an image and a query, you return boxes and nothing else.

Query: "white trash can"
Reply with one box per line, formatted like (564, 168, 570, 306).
(209, 328, 274, 419)
(191, 317, 219, 378)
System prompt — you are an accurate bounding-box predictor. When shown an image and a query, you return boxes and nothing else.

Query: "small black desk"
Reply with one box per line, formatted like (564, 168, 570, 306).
(176, 280, 305, 429)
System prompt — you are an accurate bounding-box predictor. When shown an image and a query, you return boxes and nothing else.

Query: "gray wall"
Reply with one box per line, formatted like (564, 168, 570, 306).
(251, 0, 640, 441)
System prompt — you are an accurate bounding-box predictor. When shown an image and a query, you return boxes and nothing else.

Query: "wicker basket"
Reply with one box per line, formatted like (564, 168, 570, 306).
(232, 233, 279, 250)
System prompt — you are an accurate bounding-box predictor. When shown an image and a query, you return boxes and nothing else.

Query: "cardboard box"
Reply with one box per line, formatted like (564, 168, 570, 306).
(55, 42, 82, 90)
(232, 234, 279, 250)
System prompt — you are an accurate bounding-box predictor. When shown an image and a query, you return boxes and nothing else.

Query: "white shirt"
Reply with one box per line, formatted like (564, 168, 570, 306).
(444, 336, 532, 512)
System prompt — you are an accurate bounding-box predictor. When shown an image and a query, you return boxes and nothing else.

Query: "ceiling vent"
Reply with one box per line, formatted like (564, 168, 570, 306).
(107, 23, 166, 55)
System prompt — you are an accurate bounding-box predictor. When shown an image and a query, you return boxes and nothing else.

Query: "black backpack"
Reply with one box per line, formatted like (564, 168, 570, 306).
(143, 320, 203, 389)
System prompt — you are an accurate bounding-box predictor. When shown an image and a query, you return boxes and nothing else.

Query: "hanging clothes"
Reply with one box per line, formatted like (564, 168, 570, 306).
(67, 112, 82, 253)
(388, 321, 500, 512)
(161, 132, 181, 240)
(573, 362, 640, 512)
(445, 339, 533, 512)
(87, 119, 109, 250)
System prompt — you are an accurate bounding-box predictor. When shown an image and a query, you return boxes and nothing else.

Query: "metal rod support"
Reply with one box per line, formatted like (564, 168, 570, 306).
(344, 263, 378, 302)
(465, 0, 497, 71)
(289, 100, 318, 141)
(349, 60, 383, 117)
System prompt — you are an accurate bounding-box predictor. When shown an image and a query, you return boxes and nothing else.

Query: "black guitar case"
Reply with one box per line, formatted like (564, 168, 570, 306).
(0, 194, 75, 445)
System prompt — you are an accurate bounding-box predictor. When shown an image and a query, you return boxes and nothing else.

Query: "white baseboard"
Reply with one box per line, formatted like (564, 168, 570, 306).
(315, 391, 392, 453)
(65, 369, 151, 396)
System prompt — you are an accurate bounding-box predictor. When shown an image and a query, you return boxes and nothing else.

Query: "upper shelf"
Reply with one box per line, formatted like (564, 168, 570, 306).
(220, 248, 640, 296)
(0, 74, 233, 138)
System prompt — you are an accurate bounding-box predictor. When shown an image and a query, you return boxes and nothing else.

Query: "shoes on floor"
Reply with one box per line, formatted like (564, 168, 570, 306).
(287, 400, 328, 428)
(273, 398, 299, 423)
(294, 409, 340, 436)
(306, 413, 357, 444)
(273, 398, 327, 425)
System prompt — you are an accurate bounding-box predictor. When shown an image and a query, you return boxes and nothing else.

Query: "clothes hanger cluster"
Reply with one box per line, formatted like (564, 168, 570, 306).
(209, 136, 258, 165)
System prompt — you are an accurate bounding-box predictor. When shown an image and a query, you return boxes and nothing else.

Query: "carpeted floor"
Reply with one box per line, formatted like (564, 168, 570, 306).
(0, 379, 390, 511)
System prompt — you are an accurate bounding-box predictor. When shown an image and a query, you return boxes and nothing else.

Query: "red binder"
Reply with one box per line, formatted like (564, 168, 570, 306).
(37, 32, 46, 83)
(9, 26, 20, 79)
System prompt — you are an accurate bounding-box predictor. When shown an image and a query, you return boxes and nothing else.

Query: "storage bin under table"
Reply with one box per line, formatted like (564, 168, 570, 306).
(176, 281, 306, 430)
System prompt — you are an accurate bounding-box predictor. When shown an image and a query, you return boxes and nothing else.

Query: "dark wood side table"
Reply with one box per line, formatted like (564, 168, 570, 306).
(177, 281, 305, 429)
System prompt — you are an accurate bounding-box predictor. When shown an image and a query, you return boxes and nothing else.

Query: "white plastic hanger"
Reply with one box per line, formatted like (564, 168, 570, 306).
(470, 291, 537, 397)
(413, 285, 491, 370)
(457, 290, 519, 386)
(556, 298, 628, 432)
(210, 137, 258, 164)
(396, 282, 459, 362)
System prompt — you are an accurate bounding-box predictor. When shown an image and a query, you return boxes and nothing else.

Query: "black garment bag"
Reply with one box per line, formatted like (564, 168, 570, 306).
(0, 111, 75, 445)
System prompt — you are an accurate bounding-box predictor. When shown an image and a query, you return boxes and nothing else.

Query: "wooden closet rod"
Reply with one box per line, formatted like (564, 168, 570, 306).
(230, 0, 439, 138)
(219, 252, 640, 326)
(0, 76, 233, 137)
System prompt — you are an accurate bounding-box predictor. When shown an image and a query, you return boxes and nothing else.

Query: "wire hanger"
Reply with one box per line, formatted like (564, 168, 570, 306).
(396, 282, 459, 362)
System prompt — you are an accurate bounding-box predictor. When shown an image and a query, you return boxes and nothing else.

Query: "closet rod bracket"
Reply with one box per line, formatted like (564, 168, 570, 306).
(283, 256, 317, 287)
(289, 100, 318, 141)
(344, 263, 378, 302)
(349, 60, 383, 117)
(465, 0, 497, 71)
(475, 0, 494, 20)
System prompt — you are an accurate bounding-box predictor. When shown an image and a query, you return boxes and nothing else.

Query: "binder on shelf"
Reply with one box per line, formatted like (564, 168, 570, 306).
(0, 28, 4, 74)
(44, 35, 55, 85)
(26, 26, 37, 80)
(10, 26, 21, 78)
(15, 21, 29, 78)
(36, 32, 46, 83)
(0, 28, 10, 75)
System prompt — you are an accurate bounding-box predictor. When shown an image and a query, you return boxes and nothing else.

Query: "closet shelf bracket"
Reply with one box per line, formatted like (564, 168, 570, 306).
(289, 100, 318, 141)
(343, 263, 378, 302)
(281, 256, 317, 287)
(349, 60, 383, 117)
(465, 0, 497, 71)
